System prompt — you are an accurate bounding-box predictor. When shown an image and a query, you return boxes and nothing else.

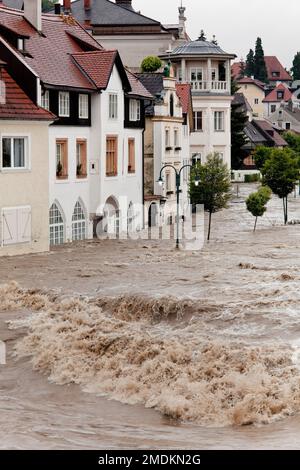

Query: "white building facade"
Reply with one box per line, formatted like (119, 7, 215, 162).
(160, 37, 236, 169)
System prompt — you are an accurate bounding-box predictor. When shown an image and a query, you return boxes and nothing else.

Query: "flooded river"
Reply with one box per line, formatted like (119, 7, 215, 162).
(1, 184, 300, 449)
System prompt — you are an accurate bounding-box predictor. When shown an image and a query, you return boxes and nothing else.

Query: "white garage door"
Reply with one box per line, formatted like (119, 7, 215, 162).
(1, 206, 31, 246)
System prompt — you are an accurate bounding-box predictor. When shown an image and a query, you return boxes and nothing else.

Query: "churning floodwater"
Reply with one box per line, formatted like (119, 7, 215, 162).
(1, 184, 300, 449)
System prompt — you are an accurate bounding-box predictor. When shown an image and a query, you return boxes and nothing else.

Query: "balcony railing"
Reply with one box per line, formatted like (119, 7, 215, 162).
(191, 81, 228, 92)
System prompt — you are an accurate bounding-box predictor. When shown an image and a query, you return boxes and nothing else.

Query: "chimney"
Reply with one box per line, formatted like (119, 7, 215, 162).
(178, 4, 186, 40)
(24, 0, 42, 32)
(63, 0, 71, 13)
(84, 0, 91, 9)
(115, 1, 134, 11)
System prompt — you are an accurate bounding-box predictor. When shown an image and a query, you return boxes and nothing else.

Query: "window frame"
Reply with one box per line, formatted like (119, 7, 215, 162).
(49, 203, 65, 246)
(214, 111, 225, 132)
(106, 135, 118, 177)
(41, 90, 50, 111)
(193, 111, 203, 132)
(109, 93, 118, 120)
(58, 91, 70, 118)
(76, 139, 87, 179)
(56, 139, 68, 179)
(129, 99, 141, 122)
(128, 138, 135, 174)
(72, 200, 87, 241)
(78, 94, 89, 119)
(165, 128, 171, 148)
(1, 136, 28, 170)
(190, 67, 203, 82)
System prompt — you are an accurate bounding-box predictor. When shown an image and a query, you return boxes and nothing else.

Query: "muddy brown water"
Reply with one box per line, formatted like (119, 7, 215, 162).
(1, 184, 300, 449)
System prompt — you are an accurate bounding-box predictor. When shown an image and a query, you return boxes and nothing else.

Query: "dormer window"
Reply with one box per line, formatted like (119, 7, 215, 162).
(17, 38, 25, 51)
(59, 91, 70, 117)
(129, 99, 140, 121)
(41, 90, 50, 111)
(277, 91, 284, 100)
(79, 94, 89, 119)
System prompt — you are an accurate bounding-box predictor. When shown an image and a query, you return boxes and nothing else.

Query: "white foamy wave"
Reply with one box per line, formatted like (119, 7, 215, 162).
(3, 282, 300, 427)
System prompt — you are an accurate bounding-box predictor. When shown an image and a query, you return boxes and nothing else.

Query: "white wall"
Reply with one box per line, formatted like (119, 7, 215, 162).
(90, 65, 144, 231)
(190, 96, 232, 168)
(49, 125, 93, 242)
(0, 120, 50, 256)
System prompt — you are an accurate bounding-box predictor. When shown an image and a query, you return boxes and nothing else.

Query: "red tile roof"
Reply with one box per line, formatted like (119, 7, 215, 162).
(175, 83, 192, 114)
(0, 6, 102, 90)
(126, 69, 154, 99)
(237, 76, 265, 90)
(262, 83, 292, 103)
(264, 56, 292, 82)
(0, 65, 55, 120)
(232, 61, 242, 79)
(233, 57, 292, 83)
(72, 50, 118, 89)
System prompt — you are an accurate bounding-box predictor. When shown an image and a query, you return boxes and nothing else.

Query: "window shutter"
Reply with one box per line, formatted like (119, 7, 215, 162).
(2, 209, 18, 245)
(18, 207, 31, 243)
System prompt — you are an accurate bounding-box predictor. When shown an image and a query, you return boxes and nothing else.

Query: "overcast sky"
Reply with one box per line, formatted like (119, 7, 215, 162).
(133, 0, 298, 69)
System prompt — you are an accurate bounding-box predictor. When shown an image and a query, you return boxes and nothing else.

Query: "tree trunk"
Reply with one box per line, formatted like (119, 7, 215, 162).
(207, 212, 212, 241)
(254, 216, 258, 232)
(285, 197, 288, 225)
(283, 198, 286, 225)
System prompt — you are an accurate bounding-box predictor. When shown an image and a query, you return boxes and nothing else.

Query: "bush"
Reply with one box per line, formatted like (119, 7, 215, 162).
(244, 173, 261, 183)
(141, 56, 162, 73)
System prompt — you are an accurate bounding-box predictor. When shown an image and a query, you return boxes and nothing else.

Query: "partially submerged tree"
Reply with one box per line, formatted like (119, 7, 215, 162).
(246, 186, 272, 231)
(189, 154, 231, 241)
(260, 148, 299, 224)
(141, 56, 162, 73)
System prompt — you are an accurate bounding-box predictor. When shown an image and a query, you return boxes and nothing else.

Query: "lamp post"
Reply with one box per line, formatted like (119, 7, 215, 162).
(157, 164, 200, 249)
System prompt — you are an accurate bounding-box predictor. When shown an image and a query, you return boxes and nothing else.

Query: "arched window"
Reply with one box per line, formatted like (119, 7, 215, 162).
(170, 93, 174, 117)
(49, 203, 64, 246)
(72, 200, 87, 241)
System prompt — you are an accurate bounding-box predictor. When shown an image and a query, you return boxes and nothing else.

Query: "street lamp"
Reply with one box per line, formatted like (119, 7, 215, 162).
(157, 163, 200, 249)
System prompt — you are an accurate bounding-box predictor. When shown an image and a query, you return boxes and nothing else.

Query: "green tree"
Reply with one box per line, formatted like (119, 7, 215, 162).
(246, 186, 272, 231)
(189, 154, 231, 241)
(291, 52, 300, 81)
(254, 37, 268, 83)
(245, 49, 255, 77)
(283, 131, 300, 153)
(141, 56, 162, 73)
(253, 145, 273, 170)
(261, 148, 299, 224)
